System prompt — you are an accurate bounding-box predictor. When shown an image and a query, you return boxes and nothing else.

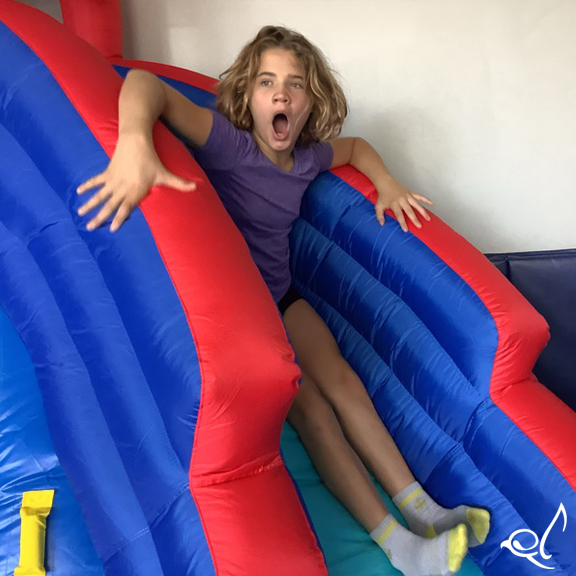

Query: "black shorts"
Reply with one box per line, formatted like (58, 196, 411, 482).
(277, 284, 303, 315)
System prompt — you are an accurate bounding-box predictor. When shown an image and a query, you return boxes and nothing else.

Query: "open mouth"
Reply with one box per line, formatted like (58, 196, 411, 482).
(272, 113, 289, 139)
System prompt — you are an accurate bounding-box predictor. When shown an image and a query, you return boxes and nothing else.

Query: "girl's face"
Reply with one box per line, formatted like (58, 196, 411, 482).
(248, 48, 312, 167)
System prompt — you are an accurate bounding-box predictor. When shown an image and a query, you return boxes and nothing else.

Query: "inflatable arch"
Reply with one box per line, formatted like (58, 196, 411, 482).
(1, 1, 575, 574)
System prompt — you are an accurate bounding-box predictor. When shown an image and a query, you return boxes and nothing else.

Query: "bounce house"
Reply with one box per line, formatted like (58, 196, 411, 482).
(1, 1, 575, 574)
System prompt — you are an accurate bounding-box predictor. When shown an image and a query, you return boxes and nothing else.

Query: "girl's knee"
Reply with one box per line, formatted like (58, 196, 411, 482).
(316, 357, 365, 405)
(288, 381, 337, 437)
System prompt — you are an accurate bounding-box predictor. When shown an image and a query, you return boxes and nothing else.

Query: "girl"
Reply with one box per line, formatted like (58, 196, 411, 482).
(77, 26, 490, 576)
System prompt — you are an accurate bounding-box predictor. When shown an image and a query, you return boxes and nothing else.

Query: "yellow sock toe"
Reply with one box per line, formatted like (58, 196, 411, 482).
(466, 508, 491, 546)
(447, 524, 468, 573)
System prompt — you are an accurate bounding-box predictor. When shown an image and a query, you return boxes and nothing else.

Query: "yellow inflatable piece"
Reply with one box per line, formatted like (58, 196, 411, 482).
(15, 490, 55, 576)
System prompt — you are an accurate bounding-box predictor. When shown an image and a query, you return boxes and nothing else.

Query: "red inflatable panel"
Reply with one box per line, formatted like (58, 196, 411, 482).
(60, 0, 123, 59)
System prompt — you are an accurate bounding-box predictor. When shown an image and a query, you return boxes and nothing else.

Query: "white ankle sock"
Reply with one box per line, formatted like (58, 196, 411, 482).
(392, 481, 490, 547)
(369, 513, 468, 576)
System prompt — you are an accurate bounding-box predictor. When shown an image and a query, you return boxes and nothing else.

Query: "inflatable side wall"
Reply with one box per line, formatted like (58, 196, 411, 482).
(291, 167, 576, 574)
(0, 3, 324, 575)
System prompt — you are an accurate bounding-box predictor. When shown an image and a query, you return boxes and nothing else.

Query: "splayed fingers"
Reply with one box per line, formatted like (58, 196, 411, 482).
(76, 170, 199, 232)
(376, 191, 433, 232)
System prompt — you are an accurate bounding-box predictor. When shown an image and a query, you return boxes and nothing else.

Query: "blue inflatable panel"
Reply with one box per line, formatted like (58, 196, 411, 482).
(0, 303, 104, 576)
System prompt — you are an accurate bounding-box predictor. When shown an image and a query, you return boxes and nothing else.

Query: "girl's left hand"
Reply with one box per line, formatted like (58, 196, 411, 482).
(374, 179, 433, 232)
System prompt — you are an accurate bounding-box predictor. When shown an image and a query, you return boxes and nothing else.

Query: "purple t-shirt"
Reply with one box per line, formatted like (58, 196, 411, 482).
(194, 111, 333, 303)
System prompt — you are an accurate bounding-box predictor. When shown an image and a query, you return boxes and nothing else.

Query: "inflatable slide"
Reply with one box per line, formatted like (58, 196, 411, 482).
(1, 1, 575, 574)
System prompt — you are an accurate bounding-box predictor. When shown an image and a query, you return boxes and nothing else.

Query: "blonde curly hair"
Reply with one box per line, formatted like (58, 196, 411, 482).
(216, 25, 348, 145)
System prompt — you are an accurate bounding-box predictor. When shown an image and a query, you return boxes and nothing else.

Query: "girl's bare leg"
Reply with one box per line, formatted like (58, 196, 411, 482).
(283, 298, 489, 552)
(287, 372, 389, 532)
(284, 301, 470, 575)
(283, 298, 415, 496)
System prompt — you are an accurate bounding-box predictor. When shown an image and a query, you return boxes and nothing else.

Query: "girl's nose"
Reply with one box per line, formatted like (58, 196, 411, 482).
(273, 90, 289, 103)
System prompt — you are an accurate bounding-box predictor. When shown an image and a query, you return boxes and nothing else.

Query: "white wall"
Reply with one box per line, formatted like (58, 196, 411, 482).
(23, 0, 576, 253)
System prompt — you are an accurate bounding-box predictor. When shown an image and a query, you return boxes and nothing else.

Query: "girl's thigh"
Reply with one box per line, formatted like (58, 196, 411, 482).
(283, 298, 349, 394)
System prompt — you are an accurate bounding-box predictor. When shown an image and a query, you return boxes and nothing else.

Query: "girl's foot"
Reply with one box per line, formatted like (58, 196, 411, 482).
(393, 481, 491, 547)
(371, 514, 468, 576)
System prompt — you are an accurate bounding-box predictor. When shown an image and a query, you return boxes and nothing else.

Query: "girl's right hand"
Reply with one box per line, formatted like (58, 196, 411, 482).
(76, 134, 199, 232)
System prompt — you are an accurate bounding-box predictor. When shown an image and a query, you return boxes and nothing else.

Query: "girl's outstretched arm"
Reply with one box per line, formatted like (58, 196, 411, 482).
(77, 69, 212, 232)
(330, 137, 433, 232)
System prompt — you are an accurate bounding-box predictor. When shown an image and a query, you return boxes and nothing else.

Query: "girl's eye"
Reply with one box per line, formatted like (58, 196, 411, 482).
(291, 83, 303, 89)
(261, 80, 272, 86)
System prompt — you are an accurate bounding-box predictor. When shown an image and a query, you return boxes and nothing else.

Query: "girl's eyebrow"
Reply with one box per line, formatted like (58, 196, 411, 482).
(256, 71, 305, 80)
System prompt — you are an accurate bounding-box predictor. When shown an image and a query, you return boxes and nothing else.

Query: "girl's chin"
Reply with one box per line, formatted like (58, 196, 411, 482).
(266, 137, 293, 152)
(269, 127, 290, 142)
(254, 129, 295, 153)
(271, 139, 291, 150)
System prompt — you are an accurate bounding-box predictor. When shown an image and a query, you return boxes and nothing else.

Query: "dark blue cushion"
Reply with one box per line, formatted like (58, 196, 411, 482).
(487, 249, 576, 411)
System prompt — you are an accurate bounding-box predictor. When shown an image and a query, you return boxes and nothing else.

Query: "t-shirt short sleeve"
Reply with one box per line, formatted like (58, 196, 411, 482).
(194, 111, 251, 171)
(308, 140, 333, 173)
